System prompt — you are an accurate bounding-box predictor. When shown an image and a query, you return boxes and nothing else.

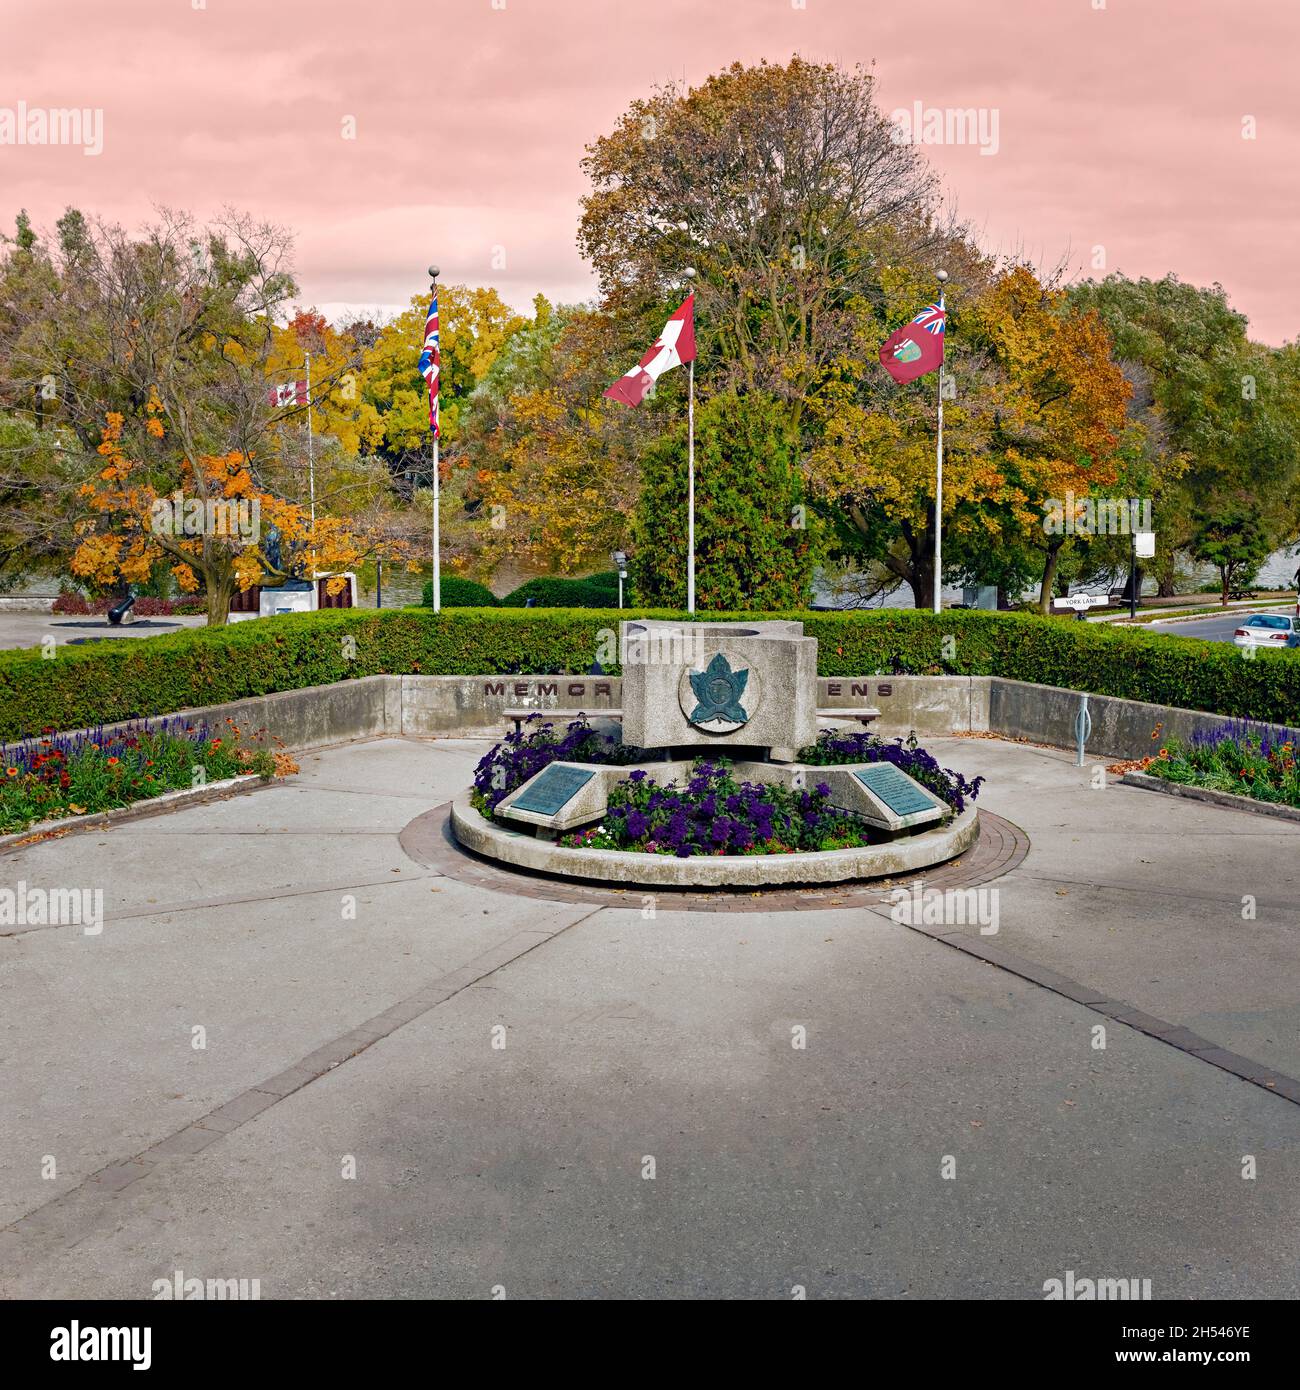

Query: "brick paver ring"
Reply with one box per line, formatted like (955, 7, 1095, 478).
(399, 806, 1029, 913)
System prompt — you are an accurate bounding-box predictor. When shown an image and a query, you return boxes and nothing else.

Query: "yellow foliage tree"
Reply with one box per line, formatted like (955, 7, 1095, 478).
(71, 411, 407, 625)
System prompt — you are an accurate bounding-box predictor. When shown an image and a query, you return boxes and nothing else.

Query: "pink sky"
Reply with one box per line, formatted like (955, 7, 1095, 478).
(3, 0, 1296, 344)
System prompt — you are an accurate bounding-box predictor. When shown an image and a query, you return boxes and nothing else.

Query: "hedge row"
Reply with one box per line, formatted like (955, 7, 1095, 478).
(2, 608, 1298, 742)
(418, 573, 625, 609)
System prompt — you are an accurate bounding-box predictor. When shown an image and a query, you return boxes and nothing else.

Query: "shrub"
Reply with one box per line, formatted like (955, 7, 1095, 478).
(500, 576, 617, 608)
(52, 592, 96, 615)
(630, 391, 823, 610)
(420, 576, 499, 608)
(3, 607, 1300, 743)
(50, 593, 201, 617)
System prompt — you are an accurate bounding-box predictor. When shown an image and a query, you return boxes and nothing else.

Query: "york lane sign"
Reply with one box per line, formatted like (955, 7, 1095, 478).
(1052, 594, 1110, 612)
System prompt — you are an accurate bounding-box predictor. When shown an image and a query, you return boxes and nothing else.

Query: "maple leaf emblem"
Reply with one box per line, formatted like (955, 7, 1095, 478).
(688, 652, 749, 726)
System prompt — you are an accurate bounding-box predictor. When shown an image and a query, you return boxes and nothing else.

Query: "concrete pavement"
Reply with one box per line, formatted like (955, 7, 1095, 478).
(0, 612, 207, 652)
(2, 734, 1299, 1298)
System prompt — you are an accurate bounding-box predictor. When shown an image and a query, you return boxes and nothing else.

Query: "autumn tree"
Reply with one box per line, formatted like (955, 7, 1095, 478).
(579, 56, 953, 409)
(1066, 274, 1300, 598)
(457, 298, 648, 578)
(360, 284, 527, 473)
(72, 411, 402, 624)
(958, 267, 1134, 610)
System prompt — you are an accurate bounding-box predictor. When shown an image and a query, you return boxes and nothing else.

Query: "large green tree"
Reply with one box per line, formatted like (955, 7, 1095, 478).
(1067, 274, 1300, 598)
(630, 392, 822, 610)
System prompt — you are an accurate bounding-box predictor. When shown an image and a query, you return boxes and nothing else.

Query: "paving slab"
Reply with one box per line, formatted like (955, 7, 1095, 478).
(4, 904, 1299, 1300)
(919, 737, 1300, 1078)
(5, 732, 1300, 1299)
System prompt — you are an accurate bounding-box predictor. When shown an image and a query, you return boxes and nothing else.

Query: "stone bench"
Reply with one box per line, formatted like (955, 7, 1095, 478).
(816, 707, 881, 727)
(504, 706, 874, 735)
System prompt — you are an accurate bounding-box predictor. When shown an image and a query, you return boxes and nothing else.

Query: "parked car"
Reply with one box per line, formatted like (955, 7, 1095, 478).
(1233, 614, 1299, 649)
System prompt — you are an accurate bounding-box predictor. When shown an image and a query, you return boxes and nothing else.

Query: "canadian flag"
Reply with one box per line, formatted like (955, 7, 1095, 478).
(603, 294, 696, 407)
(267, 380, 309, 408)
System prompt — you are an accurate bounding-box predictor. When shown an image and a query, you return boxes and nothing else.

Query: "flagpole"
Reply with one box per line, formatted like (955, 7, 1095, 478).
(933, 269, 948, 615)
(687, 357, 696, 614)
(428, 265, 441, 615)
(305, 351, 316, 579)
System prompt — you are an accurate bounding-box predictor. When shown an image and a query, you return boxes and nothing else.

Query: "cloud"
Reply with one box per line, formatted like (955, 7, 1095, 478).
(1, 0, 1294, 343)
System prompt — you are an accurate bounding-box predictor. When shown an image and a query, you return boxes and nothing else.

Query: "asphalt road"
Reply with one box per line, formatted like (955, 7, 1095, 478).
(1147, 608, 1293, 644)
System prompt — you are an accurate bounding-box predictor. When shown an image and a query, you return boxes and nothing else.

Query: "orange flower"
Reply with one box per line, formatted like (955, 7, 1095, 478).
(5, 767, 17, 777)
(210, 738, 222, 749)
(107, 756, 119, 766)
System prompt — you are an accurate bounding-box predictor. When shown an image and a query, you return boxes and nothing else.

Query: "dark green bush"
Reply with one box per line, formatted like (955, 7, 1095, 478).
(3, 608, 1299, 741)
(420, 576, 499, 607)
(500, 576, 614, 608)
(630, 391, 822, 610)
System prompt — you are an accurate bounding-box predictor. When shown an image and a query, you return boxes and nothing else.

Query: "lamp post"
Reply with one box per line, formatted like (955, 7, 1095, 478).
(612, 550, 628, 609)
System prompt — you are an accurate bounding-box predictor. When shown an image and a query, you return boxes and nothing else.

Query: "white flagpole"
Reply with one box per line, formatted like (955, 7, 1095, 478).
(432, 430, 441, 615)
(429, 266, 441, 615)
(305, 351, 316, 580)
(932, 271, 948, 615)
(687, 356, 696, 614)
(305, 353, 316, 529)
(933, 360, 943, 615)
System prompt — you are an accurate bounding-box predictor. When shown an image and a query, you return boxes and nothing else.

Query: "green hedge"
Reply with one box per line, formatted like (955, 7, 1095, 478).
(500, 575, 621, 608)
(2, 608, 1298, 742)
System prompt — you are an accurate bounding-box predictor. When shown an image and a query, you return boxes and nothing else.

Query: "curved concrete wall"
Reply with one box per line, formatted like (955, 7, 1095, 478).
(18, 672, 1252, 761)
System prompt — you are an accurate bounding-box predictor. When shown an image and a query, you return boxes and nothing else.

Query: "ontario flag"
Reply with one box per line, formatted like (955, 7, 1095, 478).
(879, 296, 946, 385)
(417, 289, 440, 437)
(604, 294, 696, 407)
(267, 380, 308, 408)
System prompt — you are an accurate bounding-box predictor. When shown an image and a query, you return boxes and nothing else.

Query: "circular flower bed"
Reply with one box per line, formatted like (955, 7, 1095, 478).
(471, 717, 985, 860)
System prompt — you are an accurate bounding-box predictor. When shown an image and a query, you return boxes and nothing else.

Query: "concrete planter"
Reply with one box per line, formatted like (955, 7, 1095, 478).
(450, 792, 979, 889)
(0, 775, 265, 852)
(1122, 770, 1300, 825)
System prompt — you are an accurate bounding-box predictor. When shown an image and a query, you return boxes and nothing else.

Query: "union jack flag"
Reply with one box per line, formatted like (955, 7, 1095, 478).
(417, 290, 440, 437)
(912, 298, 946, 334)
(880, 292, 946, 384)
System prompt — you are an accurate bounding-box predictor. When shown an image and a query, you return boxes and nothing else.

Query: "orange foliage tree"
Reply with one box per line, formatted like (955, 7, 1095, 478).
(72, 411, 405, 625)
